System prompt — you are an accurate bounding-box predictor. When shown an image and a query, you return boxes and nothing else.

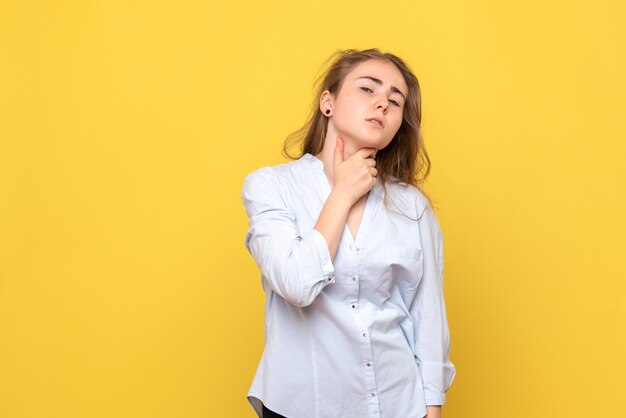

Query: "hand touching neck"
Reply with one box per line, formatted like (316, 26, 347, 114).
(315, 134, 360, 184)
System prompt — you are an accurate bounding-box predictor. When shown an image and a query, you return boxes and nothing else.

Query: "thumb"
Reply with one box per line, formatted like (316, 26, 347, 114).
(333, 137, 344, 169)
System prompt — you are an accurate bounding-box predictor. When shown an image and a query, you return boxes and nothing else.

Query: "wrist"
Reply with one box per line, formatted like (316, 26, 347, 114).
(327, 189, 354, 210)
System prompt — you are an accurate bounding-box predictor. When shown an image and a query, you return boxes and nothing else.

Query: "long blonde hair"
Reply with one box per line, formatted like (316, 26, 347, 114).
(283, 48, 436, 216)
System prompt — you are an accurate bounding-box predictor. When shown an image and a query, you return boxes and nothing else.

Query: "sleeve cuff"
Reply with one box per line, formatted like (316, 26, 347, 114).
(307, 227, 335, 283)
(417, 360, 455, 406)
(424, 390, 446, 405)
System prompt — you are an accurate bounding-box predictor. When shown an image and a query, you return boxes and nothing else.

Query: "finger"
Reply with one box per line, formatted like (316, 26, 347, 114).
(355, 147, 378, 160)
(354, 147, 372, 158)
(364, 158, 377, 167)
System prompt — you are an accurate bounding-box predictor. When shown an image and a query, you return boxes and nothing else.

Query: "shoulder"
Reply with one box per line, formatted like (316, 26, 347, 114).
(241, 165, 287, 214)
(242, 165, 276, 195)
(383, 178, 432, 219)
(241, 156, 308, 197)
(411, 186, 432, 218)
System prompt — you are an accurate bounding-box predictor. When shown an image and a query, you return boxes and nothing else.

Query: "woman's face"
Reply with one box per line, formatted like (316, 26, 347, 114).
(322, 59, 408, 150)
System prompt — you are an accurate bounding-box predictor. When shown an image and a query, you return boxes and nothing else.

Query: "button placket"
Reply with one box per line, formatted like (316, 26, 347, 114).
(348, 274, 359, 310)
(349, 241, 380, 415)
(354, 319, 378, 412)
(346, 244, 364, 316)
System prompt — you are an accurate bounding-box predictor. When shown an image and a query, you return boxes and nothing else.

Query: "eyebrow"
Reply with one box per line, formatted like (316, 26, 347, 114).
(357, 76, 406, 101)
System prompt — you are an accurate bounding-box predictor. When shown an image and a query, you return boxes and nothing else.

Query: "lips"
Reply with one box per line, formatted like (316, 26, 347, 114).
(366, 117, 384, 128)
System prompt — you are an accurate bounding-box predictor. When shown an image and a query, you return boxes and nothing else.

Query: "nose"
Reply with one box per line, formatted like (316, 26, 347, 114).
(375, 96, 389, 114)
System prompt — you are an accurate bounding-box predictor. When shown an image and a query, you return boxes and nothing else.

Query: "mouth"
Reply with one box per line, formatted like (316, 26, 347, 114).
(366, 118, 384, 128)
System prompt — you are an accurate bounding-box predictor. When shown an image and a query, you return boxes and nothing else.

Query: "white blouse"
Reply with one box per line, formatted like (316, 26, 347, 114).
(241, 152, 456, 418)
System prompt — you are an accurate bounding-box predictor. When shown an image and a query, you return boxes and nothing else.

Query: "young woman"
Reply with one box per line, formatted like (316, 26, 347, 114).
(241, 48, 456, 418)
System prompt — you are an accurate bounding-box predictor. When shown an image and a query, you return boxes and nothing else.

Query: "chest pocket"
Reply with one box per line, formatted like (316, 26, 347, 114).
(368, 244, 424, 293)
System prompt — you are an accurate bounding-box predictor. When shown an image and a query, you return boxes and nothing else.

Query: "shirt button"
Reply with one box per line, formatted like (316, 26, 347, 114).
(370, 392, 376, 397)
(362, 333, 366, 337)
(351, 304, 356, 309)
(366, 362, 371, 367)
(352, 276, 357, 282)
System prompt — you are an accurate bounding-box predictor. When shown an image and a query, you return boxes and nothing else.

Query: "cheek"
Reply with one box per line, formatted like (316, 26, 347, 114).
(390, 114, 404, 131)
(335, 99, 363, 124)
(338, 96, 360, 115)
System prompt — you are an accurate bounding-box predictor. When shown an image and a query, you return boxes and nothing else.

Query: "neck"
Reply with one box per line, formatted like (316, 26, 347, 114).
(315, 133, 360, 185)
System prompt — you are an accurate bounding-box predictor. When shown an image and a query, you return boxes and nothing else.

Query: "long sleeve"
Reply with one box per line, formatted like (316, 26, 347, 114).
(410, 204, 456, 405)
(241, 166, 336, 307)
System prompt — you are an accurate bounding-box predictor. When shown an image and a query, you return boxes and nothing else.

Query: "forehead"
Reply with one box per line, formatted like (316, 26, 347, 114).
(346, 59, 408, 94)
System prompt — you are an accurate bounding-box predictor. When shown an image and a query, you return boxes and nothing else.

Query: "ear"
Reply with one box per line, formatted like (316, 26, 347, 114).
(319, 90, 333, 114)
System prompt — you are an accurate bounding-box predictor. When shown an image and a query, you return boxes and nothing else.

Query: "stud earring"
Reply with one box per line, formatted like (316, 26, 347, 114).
(325, 109, 331, 115)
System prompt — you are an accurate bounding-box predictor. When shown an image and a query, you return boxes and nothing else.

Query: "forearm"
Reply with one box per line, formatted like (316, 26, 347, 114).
(426, 405, 442, 418)
(314, 191, 352, 261)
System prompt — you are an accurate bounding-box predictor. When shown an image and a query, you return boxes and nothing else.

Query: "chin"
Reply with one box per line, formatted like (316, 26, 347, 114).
(339, 130, 389, 150)
(356, 137, 388, 150)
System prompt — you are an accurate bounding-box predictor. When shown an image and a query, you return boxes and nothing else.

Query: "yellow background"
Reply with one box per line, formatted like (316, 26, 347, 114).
(1, 1, 625, 417)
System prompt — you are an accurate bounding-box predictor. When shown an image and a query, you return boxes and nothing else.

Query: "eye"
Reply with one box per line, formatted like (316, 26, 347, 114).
(361, 86, 401, 107)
